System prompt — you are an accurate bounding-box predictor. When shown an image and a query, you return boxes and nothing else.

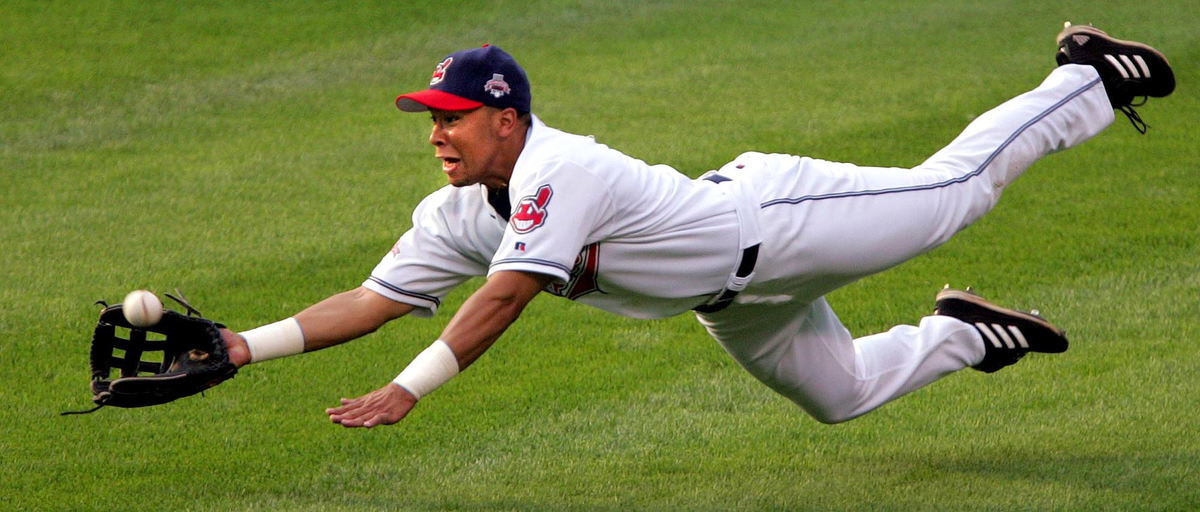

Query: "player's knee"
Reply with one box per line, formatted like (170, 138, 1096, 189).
(798, 401, 863, 424)
(767, 381, 865, 424)
(807, 408, 859, 425)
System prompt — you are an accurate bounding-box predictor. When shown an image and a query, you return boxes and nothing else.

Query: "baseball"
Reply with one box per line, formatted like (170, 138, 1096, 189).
(122, 289, 163, 327)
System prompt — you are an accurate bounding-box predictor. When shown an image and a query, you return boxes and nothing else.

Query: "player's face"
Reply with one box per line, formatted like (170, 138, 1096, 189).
(428, 107, 508, 188)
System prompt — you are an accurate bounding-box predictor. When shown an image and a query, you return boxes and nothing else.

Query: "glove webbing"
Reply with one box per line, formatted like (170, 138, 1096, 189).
(92, 323, 182, 378)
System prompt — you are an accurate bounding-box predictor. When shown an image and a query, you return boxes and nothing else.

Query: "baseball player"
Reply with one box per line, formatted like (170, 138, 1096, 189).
(221, 24, 1174, 428)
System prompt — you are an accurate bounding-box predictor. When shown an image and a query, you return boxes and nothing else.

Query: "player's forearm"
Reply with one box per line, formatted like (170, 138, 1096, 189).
(235, 286, 413, 365)
(439, 271, 549, 369)
(390, 271, 546, 400)
(294, 286, 414, 351)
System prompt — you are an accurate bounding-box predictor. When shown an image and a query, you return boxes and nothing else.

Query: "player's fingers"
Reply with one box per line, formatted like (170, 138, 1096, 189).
(333, 405, 398, 428)
(328, 397, 384, 426)
(329, 407, 366, 426)
(336, 416, 364, 427)
(335, 408, 384, 428)
(363, 411, 399, 428)
(326, 395, 368, 417)
(328, 410, 346, 423)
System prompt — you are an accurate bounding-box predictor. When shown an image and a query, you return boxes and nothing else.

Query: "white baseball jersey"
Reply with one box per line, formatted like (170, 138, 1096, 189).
(367, 65, 1116, 424)
(364, 115, 745, 319)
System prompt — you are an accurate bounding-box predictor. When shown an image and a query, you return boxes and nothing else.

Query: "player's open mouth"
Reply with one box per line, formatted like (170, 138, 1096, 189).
(440, 157, 460, 173)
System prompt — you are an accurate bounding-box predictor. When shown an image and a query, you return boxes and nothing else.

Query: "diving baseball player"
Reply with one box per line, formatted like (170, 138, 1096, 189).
(222, 24, 1175, 427)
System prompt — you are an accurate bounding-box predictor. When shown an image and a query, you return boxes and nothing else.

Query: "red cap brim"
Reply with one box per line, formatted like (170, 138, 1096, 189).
(395, 89, 485, 112)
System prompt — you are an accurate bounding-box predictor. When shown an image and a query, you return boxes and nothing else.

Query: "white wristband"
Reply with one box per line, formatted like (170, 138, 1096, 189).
(240, 317, 305, 363)
(393, 340, 459, 400)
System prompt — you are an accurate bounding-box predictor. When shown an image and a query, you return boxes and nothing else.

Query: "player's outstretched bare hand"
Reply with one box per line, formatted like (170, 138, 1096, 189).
(326, 383, 417, 428)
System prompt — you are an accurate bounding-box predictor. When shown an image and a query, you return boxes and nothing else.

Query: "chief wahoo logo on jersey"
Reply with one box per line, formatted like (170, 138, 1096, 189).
(510, 184, 552, 234)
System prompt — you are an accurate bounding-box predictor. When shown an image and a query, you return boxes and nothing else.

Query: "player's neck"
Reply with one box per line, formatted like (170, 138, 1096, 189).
(490, 119, 529, 188)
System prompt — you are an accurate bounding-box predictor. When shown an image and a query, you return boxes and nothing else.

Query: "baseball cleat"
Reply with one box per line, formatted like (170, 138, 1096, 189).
(934, 287, 1068, 373)
(1055, 22, 1175, 133)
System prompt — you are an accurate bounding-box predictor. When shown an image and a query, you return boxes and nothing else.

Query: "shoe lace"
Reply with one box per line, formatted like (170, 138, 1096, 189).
(1117, 98, 1149, 134)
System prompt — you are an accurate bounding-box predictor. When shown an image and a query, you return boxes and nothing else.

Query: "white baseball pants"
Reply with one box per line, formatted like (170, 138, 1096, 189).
(697, 65, 1114, 423)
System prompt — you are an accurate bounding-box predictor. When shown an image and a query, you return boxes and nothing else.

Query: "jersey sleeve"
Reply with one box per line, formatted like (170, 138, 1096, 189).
(488, 160, 613, 283)
(363, 191, 499, 317)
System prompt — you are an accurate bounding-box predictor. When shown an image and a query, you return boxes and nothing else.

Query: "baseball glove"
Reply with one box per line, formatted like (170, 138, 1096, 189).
(63, 296, 237, 414)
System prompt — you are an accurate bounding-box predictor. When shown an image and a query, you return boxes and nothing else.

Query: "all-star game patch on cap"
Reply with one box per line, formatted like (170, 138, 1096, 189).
(396, 44, 531, 113)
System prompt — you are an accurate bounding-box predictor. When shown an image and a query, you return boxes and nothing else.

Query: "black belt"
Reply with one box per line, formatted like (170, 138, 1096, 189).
(694, 244, 759, 314)
(693, 172, 757, 314)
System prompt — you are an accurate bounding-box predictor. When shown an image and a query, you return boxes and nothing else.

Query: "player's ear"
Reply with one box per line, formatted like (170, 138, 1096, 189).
(494, 107, 521, 138)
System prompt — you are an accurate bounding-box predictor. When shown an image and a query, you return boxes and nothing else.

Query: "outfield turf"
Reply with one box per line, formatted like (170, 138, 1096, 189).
(3, 1, 1198, 510)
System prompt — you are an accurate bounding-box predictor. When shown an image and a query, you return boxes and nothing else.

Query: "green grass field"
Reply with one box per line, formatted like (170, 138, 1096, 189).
(3, 1, 1198, 510)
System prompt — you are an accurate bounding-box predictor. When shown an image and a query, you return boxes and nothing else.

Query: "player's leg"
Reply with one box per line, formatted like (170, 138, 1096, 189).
(746, 21, 1176, 300)
(699, 288, 1069, 423)
(698, 25, 1169, 423)
(698, 296, 980, 424)
(742, 64, 1113, 302)
(713, 67, 1110, 422)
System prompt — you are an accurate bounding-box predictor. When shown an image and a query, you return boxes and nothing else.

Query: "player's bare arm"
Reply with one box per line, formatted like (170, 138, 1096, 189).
(223, 286, 414, 367)
(439, 270, 552, 367)
(326, 270, 551, 428)
(295, 287, 416, 350)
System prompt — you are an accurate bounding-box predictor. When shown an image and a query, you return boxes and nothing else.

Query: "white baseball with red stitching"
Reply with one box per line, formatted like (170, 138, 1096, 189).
(122, 289, 163, 327)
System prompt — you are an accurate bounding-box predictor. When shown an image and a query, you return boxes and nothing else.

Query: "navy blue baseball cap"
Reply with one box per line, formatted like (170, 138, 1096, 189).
(396, 44, 531, 113)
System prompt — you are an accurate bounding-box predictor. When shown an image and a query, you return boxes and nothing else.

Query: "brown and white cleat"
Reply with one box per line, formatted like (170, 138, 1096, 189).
(934, 287, 1068, 373)
(1055, 22, 1175, 132)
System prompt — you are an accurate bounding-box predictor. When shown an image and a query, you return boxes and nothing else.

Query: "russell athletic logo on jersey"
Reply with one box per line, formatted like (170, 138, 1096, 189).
(510, 184, 552, 233)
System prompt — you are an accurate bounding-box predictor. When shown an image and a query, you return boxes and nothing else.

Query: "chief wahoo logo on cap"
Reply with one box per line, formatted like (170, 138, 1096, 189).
(429, 57, 453, 86)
